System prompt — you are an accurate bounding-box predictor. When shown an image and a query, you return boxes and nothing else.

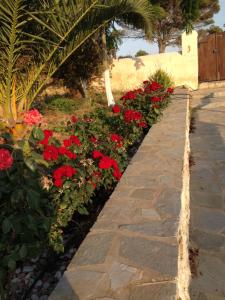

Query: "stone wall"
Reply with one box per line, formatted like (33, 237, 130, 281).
(49, 90, 191, 300)
(111, 31, 198, 91)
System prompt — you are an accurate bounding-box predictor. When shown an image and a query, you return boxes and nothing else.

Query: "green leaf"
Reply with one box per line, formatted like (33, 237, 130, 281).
(32, 127, 44, 140)
(19, 245, 28, 259)
(24, 158, 36, 172)
(77, 206, 89, 215)
(11, 189, 23, 204)
(26, 189, 41, 211)
(2, 218, 12, 234)
(8, 259, 16, 270)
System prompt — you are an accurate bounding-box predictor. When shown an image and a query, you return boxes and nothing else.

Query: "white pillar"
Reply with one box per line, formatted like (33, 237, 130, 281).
(182, 30, 198, 89)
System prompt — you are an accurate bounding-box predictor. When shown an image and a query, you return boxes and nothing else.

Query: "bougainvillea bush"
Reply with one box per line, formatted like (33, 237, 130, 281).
(0, 80, 173, 295)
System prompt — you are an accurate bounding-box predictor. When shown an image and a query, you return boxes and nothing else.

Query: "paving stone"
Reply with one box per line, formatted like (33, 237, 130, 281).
(191, 229, 225, 251)
(190, 191, 223, 209)
(190, 254, 225, 297)
(108, 262, 142, 290)
(155, 188, 181, 219)
(191, 207, 225, 233)
(130, 188, 158, 201)
(69, 233, 114, 268)
(119, 236, 177, 278)
(140, 208, 161, 219)
(119, 219, 178, 237)
(128, 282, 176, 300)
(50, 270, 108, 300)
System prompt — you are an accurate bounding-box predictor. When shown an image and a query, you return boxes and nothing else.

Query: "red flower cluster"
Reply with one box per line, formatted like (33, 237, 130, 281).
(121, 89, 143, 101)
(58, 146, 76, 159)
(110, 134, 123, 148)
(23, 109, 42, 126)
(112, 105, 121, 113)
(124, 110, 142, 123)
(92, 151, 122, 180)
(110, 134, 122, 143)
(138, 121, 147, 128)
(0, 149, 13, 170)
(53, 165, 76, 187)
(39, 130, 53, 146)
(63, 135, 81, 147)
(43, 145, 59, 161)
(144, 81, 162, 93)
(151, 96, 161, 103)
(167, 87, 174, 94)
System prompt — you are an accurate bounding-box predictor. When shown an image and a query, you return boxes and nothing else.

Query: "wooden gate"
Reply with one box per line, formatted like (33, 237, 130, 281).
(198, 32, 225, 82)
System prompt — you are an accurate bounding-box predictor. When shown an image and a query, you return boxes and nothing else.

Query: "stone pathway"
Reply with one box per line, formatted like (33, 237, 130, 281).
(190, 88, 225, 300)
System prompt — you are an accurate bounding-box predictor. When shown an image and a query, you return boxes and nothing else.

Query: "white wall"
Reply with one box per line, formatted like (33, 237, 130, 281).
(111, 31, 198, 91)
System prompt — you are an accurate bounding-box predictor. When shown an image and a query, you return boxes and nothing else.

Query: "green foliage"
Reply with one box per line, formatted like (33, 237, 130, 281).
(135, 50, 149, 57)
(45, 97, 80, 113)
(149, 69, 174, 88)
(0, 146, 53, 298)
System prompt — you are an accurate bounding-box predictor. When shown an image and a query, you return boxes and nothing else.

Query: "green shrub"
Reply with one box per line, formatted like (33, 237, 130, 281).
(149, 69, 174, 88)
(135, 50, 149, 57)
(45, 97, 80, 113)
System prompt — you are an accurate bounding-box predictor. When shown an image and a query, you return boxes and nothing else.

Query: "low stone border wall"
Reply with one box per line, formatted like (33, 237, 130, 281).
(50, 90, 190, 300)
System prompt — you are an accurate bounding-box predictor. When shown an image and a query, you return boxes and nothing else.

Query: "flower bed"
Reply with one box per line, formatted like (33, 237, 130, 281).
(0, 80, 173, 298)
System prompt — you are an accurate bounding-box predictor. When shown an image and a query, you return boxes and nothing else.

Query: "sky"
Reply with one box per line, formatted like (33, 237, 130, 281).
(117, 0, 225, 56)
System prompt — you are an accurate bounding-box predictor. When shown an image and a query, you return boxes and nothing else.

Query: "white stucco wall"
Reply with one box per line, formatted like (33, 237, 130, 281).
(111, 31, 198, 91)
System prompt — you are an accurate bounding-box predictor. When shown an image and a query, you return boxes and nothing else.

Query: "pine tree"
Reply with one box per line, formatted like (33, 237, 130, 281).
(151, 0, 219, 53)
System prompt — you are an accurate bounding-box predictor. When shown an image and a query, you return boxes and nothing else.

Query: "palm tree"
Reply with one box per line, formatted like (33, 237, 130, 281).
(0, 0, 155, 136)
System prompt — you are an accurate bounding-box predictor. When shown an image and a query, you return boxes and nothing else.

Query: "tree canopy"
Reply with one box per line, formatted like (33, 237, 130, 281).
(150, 0, 219, 52)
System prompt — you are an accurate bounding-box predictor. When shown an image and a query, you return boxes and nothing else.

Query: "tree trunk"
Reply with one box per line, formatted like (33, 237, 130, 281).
(102, 28, 115, 106)
(158, 40, 166, 53)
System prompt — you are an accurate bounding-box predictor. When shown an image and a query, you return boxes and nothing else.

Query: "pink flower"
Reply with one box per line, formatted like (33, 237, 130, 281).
(0, 149, 13, 170)
(23, 109, 42, 126)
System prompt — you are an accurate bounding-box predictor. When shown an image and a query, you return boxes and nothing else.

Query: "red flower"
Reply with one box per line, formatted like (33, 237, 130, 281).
(124, 110, 142, 123)
(116, 141, 123, 148)
(110, 134, 123, 143)
(99, 156, 113, 169)
(144, 81, 162, 94)
(112, 105, 121, 113)
(113, 167, 122, 180)
(63, 139, 72, 147)
(23, 109, 42, 126)
(70, 135, 81, 146)
(54, 178, 63, 188)
(65, 151, 76, 159)
(167, 87, 174, 94)
(38, 130, 53, 146)
(58, 146, 68, 155)
(58, 147, 76, 159)
(93, 150, 104, 159)
(93, 171, 102, 178)
(71, 116, 78, 123)
(138, 121, 148, 128)
(53, 165, 76, 187)
(151, 96, 161, 103)
(43, 145, 59, 161)
(0, 149, 13, 170)
(90, 136, 98, 144)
